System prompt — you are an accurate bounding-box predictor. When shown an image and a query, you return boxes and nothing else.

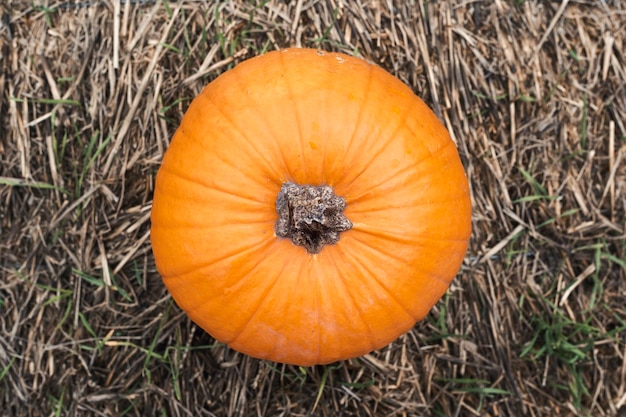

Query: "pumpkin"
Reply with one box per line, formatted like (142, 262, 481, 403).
(150, 48, 471, 366)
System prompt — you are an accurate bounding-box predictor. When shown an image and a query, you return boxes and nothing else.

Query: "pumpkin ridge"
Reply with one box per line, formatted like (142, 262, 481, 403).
(325, 248, 379, 354)
(354, 226, 472, 245)
(184, 256, 279, 323)
(347, 195, 470, 213)
(302, 254, 323, 365)
(278, 51, 308, 180)
(197, 89, 284, 184)
(220, 67, 293, 182)
(235, 251, 316, 363)
(347, 230, 413, 265)
(310, 256, 323, 365)
(158, 162, 267, 206)
(161, 237, 273, 281)
(340, 240, 420, 322)
(346, 231, 450, 286)
(336, 64, 375, 184)
(345, 140, 457, 204)
(221, 58, 298, 182)
(225, 251, 290, 348)
(340, 97, 418, 191)
(152, 217, 271, 230)
(348, 231, 462, 288)
(354, 226, 467, 247)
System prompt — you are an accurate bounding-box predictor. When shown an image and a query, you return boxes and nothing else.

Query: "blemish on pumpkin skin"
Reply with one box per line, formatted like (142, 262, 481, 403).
(309, 141, 318, 150)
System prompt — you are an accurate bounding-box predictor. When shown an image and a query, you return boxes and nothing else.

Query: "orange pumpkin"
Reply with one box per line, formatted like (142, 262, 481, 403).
(150, 48, 471, 366)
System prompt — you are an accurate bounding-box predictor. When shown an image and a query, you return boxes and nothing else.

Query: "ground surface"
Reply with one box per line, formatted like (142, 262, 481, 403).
(1, 0, 625, 416)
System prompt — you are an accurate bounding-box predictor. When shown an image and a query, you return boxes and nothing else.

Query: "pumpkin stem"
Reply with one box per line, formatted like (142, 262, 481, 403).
(275, 182, 352, 254)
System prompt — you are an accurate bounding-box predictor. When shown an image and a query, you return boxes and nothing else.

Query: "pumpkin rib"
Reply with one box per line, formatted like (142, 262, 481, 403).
(344, 139, 456, 205)
(326, 257, 398, 362)
(349, 234, 465, 290)
(308, 257, 324, 364)
(176, 244, 278, 318)
(313, 261, 323, 364)
(160, 237, 273, 281)
(198, 88, 285, 185)
(181, 247, 303, 355)
(318, 59, 350, 186)
(278, 51, 309, 181)
(341, 240, 420, 322)
(340, 98, 418, 191)
(229, 251, 320, 363)
(353, 226, 467, 248)
(355, 223, 471, 243)
(347, 230, 414, 267)
(324, 248, 379, 355)
(224, 253, 290, 347)
(152, 217, 271, 230)
(335, 64, 375, 185)
(157, 161, 268, 206)
(346, 235, 423, 314)
(222, 59, 297, 183)
(303, 256, 323, 364)
(165, 244, 271, 315)
(221, 67, 294, 183)
(355, 272, 446, 328)
(348, 231, 455, 289)
(353, 225, 470, 248)
(347, 198, 469, 214)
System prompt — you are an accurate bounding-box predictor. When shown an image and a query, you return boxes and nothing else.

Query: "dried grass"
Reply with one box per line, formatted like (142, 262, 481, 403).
(1, 0, 625, 416)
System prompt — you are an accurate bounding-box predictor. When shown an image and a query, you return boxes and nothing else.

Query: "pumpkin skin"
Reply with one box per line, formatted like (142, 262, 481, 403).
(150, 48, 471, 366)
